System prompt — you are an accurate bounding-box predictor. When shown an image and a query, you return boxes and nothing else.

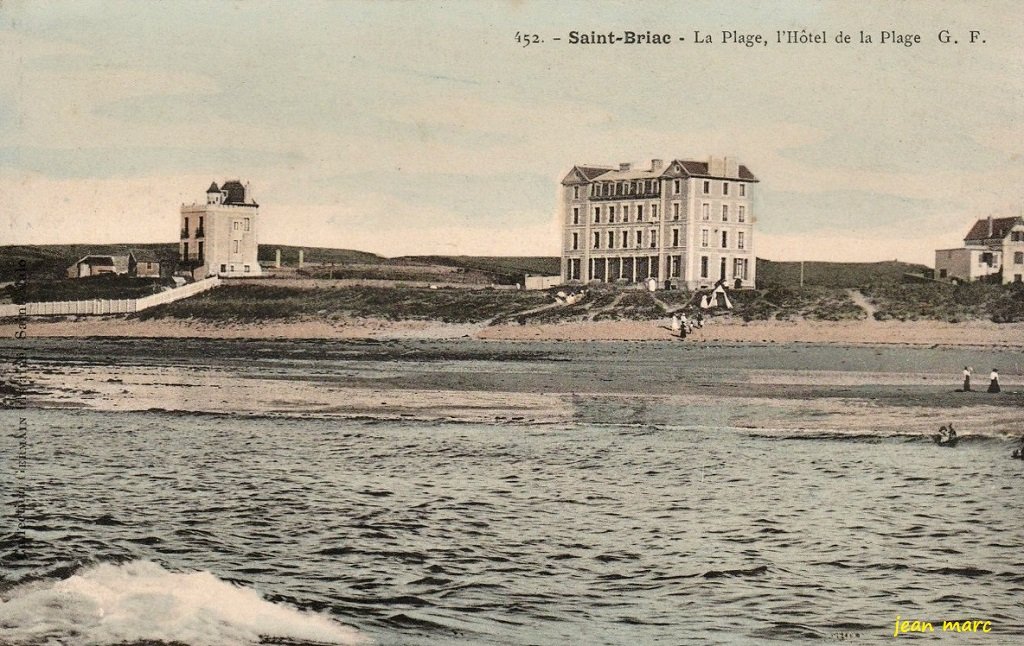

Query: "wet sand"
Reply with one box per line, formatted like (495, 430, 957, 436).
(4, 337, 1022, 438)
(3, 316, 1024, 347)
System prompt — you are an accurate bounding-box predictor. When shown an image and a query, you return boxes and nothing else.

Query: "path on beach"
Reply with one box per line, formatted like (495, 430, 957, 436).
(847, 289, 879, 321)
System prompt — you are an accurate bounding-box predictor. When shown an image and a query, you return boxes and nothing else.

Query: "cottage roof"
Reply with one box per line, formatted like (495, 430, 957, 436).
(220, 180, 258, 207)
(964, 216, 1022, 242)
(70, 254, 130, 273)
(206, 181, 220, 193)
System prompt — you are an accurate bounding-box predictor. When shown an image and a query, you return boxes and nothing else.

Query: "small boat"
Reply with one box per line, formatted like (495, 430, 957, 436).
(1012, 448, 1023, 460)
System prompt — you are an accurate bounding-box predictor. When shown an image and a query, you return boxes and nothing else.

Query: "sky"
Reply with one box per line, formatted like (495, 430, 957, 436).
(1, 1, 1023, 265)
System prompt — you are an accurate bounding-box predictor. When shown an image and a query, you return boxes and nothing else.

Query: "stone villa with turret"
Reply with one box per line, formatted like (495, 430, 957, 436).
(560, 156, 758, 290)
(179, 180, 261, 279)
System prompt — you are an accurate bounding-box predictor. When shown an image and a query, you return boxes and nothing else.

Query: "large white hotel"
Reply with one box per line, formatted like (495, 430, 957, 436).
(560, 157, 757, 290)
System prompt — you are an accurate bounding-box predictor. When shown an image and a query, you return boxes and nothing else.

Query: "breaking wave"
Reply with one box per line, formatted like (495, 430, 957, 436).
(0, 560, 362, 646)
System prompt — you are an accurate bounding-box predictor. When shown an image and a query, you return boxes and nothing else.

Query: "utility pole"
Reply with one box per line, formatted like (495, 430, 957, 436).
(800, 260, 805, 288)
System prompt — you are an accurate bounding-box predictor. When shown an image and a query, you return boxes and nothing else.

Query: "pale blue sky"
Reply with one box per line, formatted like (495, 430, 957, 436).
(2, 0, 1022, 263)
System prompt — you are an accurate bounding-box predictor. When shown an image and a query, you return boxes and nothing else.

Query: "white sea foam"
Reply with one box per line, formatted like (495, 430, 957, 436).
(0, 560, 363, 645)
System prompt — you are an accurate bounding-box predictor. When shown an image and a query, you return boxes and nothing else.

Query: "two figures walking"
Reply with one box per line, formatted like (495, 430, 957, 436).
(962, 367, 1000, 393)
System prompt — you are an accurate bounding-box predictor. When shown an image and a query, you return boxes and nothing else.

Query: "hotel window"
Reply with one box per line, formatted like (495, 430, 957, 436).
(673, 203, 680, 220)
(233, 240, 240, 253)
(702, 203, 710, 220)
(233, 220, 240, 231)
(738, 206, 745, 223)
(721, 231, 728, 248)
(1016, 252, 1024, 264)
(722, 205, 729, 222)
(244, 264, 251, 273)
(573, 207, 579, 225)
(650, 230, 657, 248)
(723, 182, 729, 196)
(622, 231, 628, 248)
(738, 231, 745, 250)
(593, 232, 600, 249)
(701, 229, 709, 247)
(198, 216, 204, 229)
(573, 186, 580, 199)
(672, 228, 680, 247)
(652, 205, 658, 219)
(617, 183, 623, 196)
(734, 259, 744, 280)
(623, 205, 629, 222)
(674, 179, 681, 194)
(637, 205, 644, 221)
(740, 184, 746, 197)
(608, 231, 615, 248)
(609, 206, 616, 223)
(700, 256, 709, 278)
(636, 230, 643, 246)
(591, 184, 598, 197)
(652, 181, 659, 194)
(572, 232, 579, 250)
(244, 218, 251, 231)
(703, 180, 710, 194)
(594, 207, 601, 223)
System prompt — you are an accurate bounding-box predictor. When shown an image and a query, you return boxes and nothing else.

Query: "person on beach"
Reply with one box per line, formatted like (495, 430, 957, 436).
(962, 366, 972, 392)
(988, 369, 1000, 393)
(671, 314, 681, 335)
(681, 313, 690, 334)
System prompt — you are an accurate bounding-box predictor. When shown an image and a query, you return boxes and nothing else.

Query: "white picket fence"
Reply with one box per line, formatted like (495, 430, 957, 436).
(0, 276, 221, 318)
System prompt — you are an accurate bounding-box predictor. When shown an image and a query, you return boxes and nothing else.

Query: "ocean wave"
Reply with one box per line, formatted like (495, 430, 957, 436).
(0, 560, 362, 646)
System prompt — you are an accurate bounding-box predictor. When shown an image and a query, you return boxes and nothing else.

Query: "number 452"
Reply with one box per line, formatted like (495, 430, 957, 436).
(515, 32, 541, 47)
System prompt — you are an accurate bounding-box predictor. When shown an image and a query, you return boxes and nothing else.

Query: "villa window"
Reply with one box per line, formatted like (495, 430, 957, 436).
(594, 207, 601, 223)
(722, 205, 729, 221)
(636, 230, 642, 246)
(703, 180, 710, 194)
(674, 179, 681, 194)
(233, 240, 240, 253)
(637, 205, 644, 221)
(672, 228, 680, 247)
(702, 203, 710, 220)
(740, 184, 746, 197)
(701, 229, 709, 247)
(244, 218, 251, 231)
(652, 205, 658, 219)
(608, 231, 615, 248)
(623, 205, 629, 222)
(593, 232, 600, 249)
(573, 207, 579, 225)
(572, 232, 579, 250)
(650, 230, 657, 248)
(723, 182, 729, 196)
(673, 203, 680, 220)
(1016, 252, 1024, 264)
(721, 231, 728, 248)
(244, 264, 251, 273)
(700, 256, 709, 279)
(573, 186, 580, 199)
(622, 231, 628, 248)
(738, 206, 746, 223)
(609, 206, 616, 223)
(738, 231, 745, 250)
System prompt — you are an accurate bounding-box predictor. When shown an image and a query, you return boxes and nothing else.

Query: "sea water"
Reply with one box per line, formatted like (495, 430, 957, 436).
(2, 408, 1023, 645)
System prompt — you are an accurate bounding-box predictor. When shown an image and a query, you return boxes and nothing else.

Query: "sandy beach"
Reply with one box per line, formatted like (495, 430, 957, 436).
(3, 315, 1024, 348)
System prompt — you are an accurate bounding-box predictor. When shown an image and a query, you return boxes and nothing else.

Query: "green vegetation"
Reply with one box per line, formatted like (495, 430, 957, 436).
(863, 282, 1024, 323)
(756, 259, 929, 288)
(1, 274, 168, 304)
(138, 285, 551, 323)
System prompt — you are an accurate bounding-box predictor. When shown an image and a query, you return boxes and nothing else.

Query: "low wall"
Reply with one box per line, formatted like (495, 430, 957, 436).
(0, 276, 221, 318)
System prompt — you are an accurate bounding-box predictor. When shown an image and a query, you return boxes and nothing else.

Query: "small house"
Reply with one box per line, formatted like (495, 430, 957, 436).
(67, 255, 129, 278)
(128, 249, 162, 278)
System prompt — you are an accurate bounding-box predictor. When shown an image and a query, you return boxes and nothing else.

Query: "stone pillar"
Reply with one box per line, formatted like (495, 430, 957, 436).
(275, 249, 281, 269)
(298, 249, 304, 269)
